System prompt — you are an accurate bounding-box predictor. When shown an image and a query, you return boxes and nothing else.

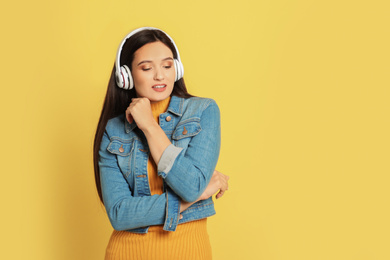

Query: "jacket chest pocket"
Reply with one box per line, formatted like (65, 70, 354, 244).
(107, 138, 135, 181)
(172, 120, 202, 148)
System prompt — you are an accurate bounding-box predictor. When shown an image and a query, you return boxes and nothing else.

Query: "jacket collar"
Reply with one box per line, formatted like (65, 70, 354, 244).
(124, 95, 184, 133)
(167, 95, 183, 116)
(125, 118, 137, 133)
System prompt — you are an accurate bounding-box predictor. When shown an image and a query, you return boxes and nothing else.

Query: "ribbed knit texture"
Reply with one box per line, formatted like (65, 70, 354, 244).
(105, 97, 212, 260)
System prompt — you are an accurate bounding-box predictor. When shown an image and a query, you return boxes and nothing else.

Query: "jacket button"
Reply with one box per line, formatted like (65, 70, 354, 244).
(166, 116, 172, 122)
(182, 126, 188, 135)
(119, 145, 124, 153)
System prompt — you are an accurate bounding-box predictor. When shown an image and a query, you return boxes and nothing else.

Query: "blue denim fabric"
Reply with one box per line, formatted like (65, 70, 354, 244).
(99, 96, 221, 233)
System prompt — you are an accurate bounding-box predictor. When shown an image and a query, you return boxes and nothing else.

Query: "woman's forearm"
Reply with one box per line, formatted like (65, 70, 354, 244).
(142, 122, 172, 165)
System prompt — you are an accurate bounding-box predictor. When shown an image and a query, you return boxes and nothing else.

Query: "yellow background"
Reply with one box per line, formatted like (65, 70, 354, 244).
(1, 0, 389, 259)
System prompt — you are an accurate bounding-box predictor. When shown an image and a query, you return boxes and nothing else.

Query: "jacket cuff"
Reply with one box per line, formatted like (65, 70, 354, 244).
(163, 187, 181, 231)
(158, 144, 183, 179)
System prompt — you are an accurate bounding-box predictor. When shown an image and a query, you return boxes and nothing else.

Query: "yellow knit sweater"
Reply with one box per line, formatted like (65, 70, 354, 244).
(105, 97, 212, 260)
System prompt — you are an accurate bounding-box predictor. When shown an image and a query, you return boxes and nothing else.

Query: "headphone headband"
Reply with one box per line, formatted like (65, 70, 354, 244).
(114, 27, 184, 90)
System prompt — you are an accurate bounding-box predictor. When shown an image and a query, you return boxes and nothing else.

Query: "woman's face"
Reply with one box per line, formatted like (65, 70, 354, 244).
(131, 41, 176, 102)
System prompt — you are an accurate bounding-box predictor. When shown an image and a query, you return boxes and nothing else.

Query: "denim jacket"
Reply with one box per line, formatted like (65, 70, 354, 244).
(99, 96, 221, 233)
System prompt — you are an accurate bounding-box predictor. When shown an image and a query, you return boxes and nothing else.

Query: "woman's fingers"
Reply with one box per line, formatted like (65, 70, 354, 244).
(214, 170, 229, 199)
(125, 98, 154, 131)
(126, 112, 133, 124)
(216, 184, 227, 199)
(125, 103, 133, 123)
(126, 98, 156, 131)
(216, 190, 225, 199)
(198, 170, 230, 201)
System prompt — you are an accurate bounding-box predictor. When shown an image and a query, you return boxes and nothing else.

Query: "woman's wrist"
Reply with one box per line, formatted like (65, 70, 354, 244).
(139, 120, 159, 134)
(180, 199, 200, 213)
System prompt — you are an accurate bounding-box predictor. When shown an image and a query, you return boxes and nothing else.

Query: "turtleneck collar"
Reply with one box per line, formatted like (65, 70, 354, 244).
(150, 96, 171, 122)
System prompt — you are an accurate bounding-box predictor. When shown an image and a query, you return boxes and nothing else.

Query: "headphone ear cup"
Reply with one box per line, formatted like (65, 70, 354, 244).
(115, 69, 124, 88)
(118, 66, 129, 89)
(174, 59, 184, 81)
(123, 65, 133, 89)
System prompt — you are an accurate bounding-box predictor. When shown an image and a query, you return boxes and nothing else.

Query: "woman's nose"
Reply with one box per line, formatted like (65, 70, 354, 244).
(154, 68, 164, 80)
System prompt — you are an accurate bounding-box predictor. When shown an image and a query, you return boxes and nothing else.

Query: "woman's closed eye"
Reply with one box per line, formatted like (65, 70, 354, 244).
(162, 60, 173, 69)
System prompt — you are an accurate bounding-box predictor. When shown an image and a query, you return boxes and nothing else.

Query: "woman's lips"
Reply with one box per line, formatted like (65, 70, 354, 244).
(152, 84, 167, 92)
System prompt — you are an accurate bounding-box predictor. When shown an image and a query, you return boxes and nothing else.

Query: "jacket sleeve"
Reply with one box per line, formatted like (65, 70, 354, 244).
(157, 100, 221, 202)
(99, 131, 180, 231)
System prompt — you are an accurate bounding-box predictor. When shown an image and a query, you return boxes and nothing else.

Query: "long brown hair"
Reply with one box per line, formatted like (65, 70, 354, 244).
(93, 29, 193, 203)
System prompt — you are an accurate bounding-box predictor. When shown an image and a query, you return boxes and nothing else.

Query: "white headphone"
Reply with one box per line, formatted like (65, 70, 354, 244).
(115, 27, 184, 90)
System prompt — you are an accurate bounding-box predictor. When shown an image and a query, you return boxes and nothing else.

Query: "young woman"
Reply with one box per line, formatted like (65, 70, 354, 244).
(93, 27, 229, 259)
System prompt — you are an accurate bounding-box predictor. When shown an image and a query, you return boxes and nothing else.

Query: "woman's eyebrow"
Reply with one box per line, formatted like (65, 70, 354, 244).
(137, 60, 152, 66)
(137, 57, 173, 66)
(162, 57, 174, 61)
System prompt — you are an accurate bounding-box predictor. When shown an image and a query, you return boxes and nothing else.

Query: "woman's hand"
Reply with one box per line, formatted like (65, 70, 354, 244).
(200, 170, 229, 200)
(126, 98, 156, 131)
(180, 170, 229, 214)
